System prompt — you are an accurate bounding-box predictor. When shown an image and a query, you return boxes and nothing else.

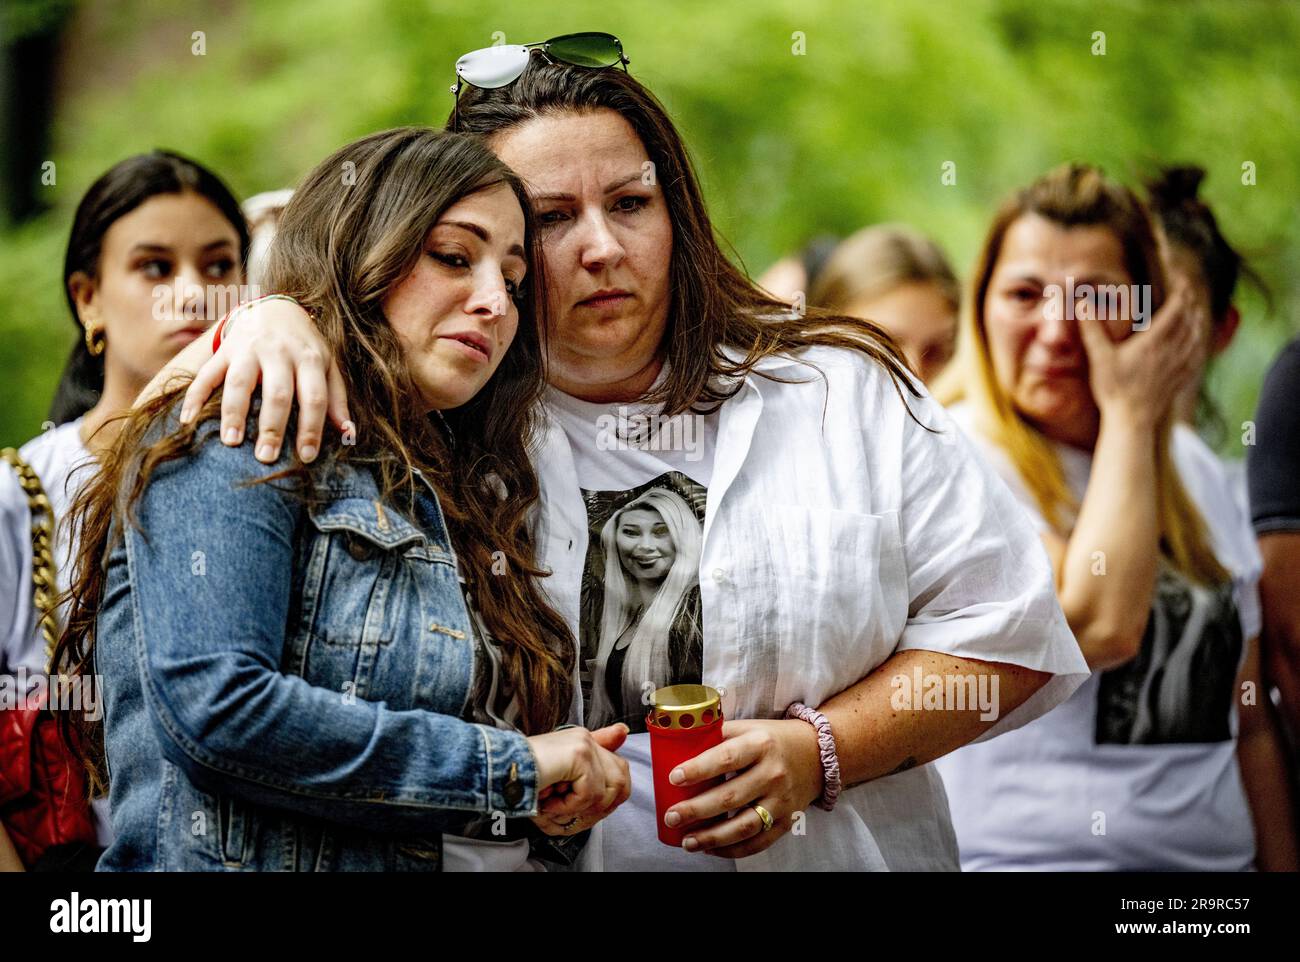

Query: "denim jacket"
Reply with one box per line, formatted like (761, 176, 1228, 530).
(95, 407, 540, 871)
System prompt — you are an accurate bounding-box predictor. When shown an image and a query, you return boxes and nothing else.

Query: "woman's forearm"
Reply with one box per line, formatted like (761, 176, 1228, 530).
(141, 657, 540, 833)
(1238, 721, 1299, 870)
(1057, 416, 1161, 670)
(1237, 637, 1300, 870)
(818, 648, 1051, 787)
(1259, 533, 1300, 739)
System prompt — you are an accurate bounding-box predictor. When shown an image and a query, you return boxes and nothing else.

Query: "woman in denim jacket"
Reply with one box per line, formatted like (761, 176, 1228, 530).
(53, 128, 631, 871)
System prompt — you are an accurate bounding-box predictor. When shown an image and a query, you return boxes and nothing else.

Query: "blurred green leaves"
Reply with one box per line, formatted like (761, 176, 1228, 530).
(2, 0, 1297, 451)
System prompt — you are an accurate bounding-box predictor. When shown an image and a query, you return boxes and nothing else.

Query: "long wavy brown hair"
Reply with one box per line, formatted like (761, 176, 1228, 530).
(452, 57, 921, 416)
(54, 127, 575, 789)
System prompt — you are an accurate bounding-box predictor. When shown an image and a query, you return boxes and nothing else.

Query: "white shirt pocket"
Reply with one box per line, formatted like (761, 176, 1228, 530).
(740, 505, 910, 710)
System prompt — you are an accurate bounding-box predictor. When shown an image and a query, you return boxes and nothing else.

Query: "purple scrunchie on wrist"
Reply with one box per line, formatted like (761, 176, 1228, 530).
(785, 701, 842, 812)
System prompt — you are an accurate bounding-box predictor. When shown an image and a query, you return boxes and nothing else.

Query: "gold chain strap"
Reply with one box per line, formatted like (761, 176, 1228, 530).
(1, 448, 59, 672)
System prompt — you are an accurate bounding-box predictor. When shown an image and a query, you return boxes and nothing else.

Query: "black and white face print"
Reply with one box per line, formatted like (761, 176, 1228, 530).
(577, 471, 707, 733)
(1095, 564, 1244, 745)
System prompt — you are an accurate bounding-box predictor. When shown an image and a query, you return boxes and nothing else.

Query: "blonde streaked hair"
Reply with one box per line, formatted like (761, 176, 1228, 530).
(934, 163, 1227, 586)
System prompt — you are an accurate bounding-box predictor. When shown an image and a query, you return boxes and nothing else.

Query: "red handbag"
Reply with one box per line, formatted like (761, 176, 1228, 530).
(1, 447, 99, 868)
(0, 692, 97, 867)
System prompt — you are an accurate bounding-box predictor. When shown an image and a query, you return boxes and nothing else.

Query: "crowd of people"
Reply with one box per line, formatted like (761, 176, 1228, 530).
(2, 33, 1297, 872)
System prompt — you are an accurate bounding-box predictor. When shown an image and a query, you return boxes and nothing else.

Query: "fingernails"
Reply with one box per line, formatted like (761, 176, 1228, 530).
(300, 444, 317, 462)
(256, 444, 277, 463)
(682, 837, 698, 852)
(665, 811, 681, 828)
(179, 405, 194, 424)
(669, 768, 685, 786)
(223, 427, 241, 445)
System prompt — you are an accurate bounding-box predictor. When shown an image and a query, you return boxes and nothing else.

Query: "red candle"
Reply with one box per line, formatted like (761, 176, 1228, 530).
(646, 684, 725, 846)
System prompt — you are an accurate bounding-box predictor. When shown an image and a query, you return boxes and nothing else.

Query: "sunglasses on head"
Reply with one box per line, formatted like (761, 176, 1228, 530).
(450, 31, 629, 130)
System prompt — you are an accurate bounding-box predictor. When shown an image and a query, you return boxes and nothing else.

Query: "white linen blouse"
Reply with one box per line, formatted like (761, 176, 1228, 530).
(531, 344, 1089, 871)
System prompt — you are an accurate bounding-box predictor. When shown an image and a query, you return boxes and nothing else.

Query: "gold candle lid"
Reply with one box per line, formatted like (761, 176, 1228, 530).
(649, 684, 722, 730)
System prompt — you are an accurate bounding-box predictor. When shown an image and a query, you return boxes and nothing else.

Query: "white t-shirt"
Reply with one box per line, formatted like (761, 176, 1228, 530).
(533, 347, 1089, 871)
(933, 401, 1261, 871)
(441, 833, 541, 872)
(545, 377, 731, 872)
(1, 418, 113, 845)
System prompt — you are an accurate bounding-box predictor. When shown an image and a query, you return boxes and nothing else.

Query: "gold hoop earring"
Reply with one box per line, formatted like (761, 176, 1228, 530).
(84, 325, 106, 356)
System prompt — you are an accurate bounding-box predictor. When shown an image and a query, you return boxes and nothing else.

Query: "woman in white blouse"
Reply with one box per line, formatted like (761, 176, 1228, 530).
(932, 163, 1297, 870)
(148, 50, 1088, 870)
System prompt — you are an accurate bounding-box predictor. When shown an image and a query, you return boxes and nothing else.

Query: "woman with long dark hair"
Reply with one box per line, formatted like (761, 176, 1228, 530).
(47, 151, 250, 431)
(54, 127, 630, 871)
(148, 40, 1087, 871)
(1, 150, 248, 868)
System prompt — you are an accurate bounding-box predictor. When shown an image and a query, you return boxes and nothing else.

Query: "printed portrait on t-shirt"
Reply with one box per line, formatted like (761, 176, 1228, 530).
(578, 471, 706, 733)
(1095, 564, 1243, 745)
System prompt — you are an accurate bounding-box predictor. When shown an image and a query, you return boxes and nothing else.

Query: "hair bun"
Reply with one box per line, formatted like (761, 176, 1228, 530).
(1147, 165, 1206, 207)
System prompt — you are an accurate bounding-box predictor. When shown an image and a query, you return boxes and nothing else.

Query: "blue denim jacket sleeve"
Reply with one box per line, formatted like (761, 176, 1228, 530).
(123, 418, 539, 830)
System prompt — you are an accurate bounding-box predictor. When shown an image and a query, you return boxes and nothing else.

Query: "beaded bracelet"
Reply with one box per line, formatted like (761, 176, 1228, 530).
(211, 293, 303, 352)
(785, 701, 842, 812)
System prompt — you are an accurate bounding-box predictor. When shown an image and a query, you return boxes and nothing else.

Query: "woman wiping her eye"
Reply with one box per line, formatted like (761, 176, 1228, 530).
(932, 164, 1296, 871)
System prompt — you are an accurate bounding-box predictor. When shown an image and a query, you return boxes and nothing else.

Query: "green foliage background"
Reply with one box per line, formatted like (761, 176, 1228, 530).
(3, 0, 1297, 452)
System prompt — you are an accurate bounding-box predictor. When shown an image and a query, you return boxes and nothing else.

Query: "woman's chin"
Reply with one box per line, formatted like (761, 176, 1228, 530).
(560, 316, 651, 355)
(1016, 386, 1095, 437)
(627, 564, 669, 584)
(415, 369, 485, 412)
(421, 386, 476, 412)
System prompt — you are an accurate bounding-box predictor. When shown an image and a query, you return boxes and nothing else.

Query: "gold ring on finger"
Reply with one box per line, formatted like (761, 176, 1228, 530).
(750, 803, 774, 832)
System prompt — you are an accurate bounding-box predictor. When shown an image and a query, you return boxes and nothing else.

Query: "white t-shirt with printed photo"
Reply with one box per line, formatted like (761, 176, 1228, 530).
(544, 379, 730, 872)
(933, 401, 1261, 871)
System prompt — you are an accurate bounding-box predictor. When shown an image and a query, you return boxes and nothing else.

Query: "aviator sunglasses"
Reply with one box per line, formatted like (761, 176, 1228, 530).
(450, 31, 629, 130)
